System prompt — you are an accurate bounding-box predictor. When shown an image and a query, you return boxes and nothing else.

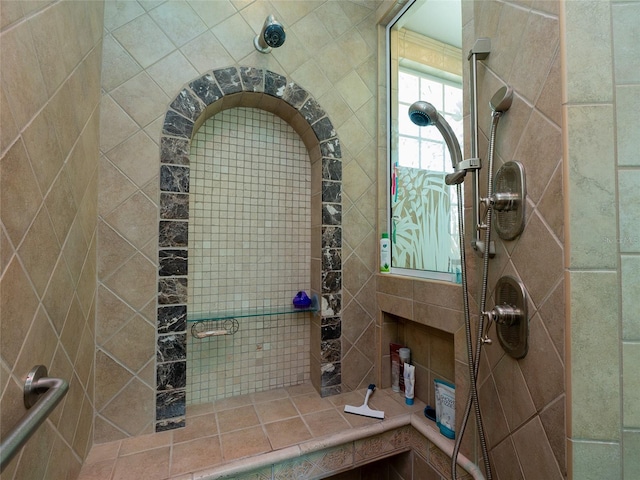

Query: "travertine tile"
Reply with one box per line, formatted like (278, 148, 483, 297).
(103, 0, 144, 31)
(119, 430, 172, 457)
(0, 19, 48, 128)
(111, 446, 171, 480)
(220, 426, 271, 461)
(264, 417, 312, 450)
(303, 409, 350, 438)
(216, 405, 260, 433)
(101, 34, 143, 92)
(99, 95, 139, 153)
(292, 392, 334, 415)
(17, 206, 61, 296)
(255, 398, 299, 424)
(170, 436, 222, 476)
(111, 72, 170, 129)
(148, 1, 207, 47)
(1, 140, 43, 246)
(112, 14, 174, 68)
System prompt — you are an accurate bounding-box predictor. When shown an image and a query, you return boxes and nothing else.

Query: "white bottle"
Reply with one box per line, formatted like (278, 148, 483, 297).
(380, 233, 390, 273)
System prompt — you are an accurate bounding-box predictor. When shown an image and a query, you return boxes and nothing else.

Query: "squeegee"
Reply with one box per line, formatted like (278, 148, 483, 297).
(343, 384, 385, 419)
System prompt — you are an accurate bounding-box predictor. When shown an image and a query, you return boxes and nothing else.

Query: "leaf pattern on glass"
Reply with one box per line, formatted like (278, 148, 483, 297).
(391, 166, 459, 272)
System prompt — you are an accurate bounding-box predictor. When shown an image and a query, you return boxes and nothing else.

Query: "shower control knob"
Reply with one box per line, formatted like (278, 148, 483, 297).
(487, 304, 523, 327)
(489, 192, 520, 211)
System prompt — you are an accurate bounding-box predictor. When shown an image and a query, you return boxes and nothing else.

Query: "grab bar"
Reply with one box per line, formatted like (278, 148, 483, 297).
(0, 365, 69, 472)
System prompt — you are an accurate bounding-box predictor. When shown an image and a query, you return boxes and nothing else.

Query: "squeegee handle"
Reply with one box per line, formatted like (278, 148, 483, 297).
(364, 384, 376, 405)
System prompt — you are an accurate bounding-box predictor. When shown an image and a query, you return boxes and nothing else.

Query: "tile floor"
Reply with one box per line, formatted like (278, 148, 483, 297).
(78, 384, 428, 480)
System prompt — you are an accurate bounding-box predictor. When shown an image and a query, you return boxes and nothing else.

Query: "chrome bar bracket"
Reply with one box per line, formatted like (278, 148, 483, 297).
(468, 38, 491, 258)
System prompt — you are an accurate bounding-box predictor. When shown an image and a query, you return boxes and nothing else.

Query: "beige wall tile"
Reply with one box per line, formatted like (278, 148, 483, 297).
(0, 86, 18, 154)
(113, 14, 174, 68)
(512, 417, 563, 478)
(103, 0, 144, 31)
(510, 13, 559, 104)
(0, 258, 41, 368)
(104, 191, 158, 248)
(1, 140, 43, 245)
(181, 31, 234, 73)
(0, 20, 48, 129)
(101, 378, 156, 436)
(111, 72, 170, 128)
(17, 206, 61, 296)
(0, 0, 24, 29)
(101, 34, 143, 92)
(211, 14, 256, 61)
(99, 95, 140, 153)
(148, 1, 207, 47)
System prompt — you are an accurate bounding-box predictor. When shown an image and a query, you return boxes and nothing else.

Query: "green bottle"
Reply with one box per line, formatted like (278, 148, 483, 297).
(380, 233, 390, 273)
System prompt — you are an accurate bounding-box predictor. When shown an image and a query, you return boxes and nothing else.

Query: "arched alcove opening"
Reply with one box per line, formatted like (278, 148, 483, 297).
(156, 66, 342, 431)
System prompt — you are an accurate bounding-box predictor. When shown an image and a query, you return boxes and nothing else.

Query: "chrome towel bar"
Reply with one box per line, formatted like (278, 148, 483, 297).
(0, 365, 69, 472)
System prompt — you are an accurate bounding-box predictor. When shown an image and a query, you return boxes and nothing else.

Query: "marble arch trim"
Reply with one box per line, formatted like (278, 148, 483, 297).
(156, 66, 343, 431)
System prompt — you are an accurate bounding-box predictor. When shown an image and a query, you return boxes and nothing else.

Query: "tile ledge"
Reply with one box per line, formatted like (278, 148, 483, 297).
(192, 412, 484, 480)
(410, 413, 484, 480)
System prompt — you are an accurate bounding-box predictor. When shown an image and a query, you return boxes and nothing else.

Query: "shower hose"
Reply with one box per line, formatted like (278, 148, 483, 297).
(451, 112, 503, 480)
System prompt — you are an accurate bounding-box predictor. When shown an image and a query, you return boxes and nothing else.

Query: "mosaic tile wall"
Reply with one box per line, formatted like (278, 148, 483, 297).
(157, 66, 342, 431)
(187, 107, 311, 403)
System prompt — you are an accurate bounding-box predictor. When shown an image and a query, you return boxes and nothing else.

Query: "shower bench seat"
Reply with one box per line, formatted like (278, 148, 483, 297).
(78, 387, 483, 480)
(204, 407, 483, 480)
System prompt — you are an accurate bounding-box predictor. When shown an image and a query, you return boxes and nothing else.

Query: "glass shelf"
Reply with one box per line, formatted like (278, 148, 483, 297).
(187, 295, 318, 323)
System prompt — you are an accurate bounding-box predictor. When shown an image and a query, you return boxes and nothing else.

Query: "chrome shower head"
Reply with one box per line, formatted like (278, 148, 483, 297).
(490, 86, 513, 114)
(408, 101, 438, 127)
(408, 101, 464, 185)
(254, 15, 286, 53)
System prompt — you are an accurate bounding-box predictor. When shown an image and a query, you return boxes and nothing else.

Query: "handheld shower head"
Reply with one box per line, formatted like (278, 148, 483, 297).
(408, 101, 464, 185)
(408, 101, 439, 127)
(490, 86, 513, 115)
(254, 15, 286, 53)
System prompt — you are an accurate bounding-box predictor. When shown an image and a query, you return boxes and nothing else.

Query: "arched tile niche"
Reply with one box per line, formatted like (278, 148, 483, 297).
(156, 66, 342, 431)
